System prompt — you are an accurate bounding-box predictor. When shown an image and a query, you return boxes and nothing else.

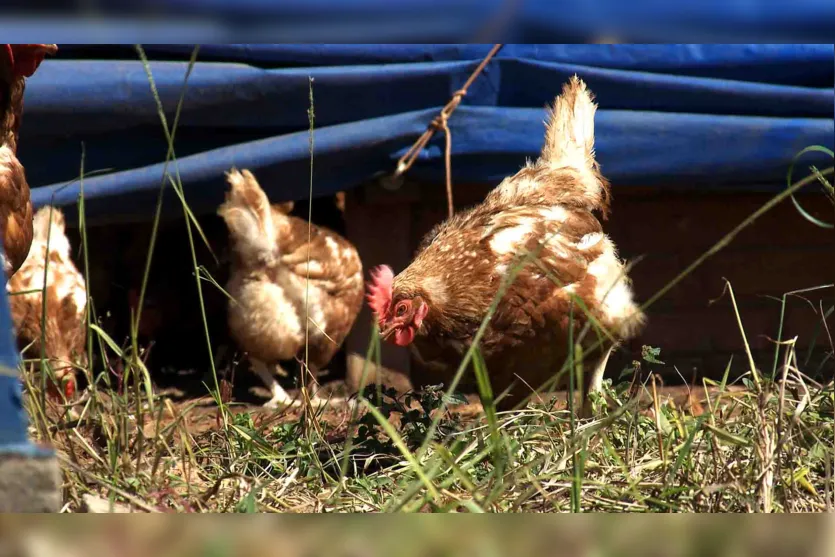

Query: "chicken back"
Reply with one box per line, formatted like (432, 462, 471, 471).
(369, 76, 646, 412)
(219, 169, 364, 408)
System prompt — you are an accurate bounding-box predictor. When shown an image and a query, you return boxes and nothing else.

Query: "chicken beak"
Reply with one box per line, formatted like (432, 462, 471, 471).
(379, 322, 396, 341)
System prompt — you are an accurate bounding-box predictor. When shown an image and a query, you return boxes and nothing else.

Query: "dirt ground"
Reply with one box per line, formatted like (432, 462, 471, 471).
(141, 373, 747, 439)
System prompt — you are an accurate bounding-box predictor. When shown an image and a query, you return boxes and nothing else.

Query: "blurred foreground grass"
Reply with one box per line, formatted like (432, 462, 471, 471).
(1, 513, 834, 556)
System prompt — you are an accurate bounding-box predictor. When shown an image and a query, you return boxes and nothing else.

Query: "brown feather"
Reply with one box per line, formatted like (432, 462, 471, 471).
(0, 44, 57, 278)
(7, 206, 87, 397)
(221, 169, 364, 388)
(376, 77, 645, 410)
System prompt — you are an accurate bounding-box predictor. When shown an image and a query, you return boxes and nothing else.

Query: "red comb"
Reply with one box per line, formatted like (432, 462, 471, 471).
(366, 265, 394, 322)
(5, 44, 57, 78)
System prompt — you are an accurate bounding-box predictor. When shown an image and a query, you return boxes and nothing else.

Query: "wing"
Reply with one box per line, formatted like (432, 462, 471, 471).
(477, 203, 603, 278)
(478, 203, 611, 337)
(281, 226, 362, 294)
(0, 147, 33, 276)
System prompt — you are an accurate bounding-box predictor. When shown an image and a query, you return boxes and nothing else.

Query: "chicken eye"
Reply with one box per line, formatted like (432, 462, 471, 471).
(395, 302, 408, 317)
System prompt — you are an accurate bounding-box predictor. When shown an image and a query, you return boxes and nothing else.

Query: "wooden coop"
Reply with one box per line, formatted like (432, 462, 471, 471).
(343, 178, 834, 393)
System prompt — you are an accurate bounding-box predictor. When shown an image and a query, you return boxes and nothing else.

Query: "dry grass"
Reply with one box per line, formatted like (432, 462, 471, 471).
(20, 341, 834, 513)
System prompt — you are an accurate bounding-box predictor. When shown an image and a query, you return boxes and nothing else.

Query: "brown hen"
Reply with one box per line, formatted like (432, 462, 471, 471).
(7, 206, 88, 399)
(219, 169, 364, 408)
(0, 44, 58, 279)
(368, 76, 646, 413)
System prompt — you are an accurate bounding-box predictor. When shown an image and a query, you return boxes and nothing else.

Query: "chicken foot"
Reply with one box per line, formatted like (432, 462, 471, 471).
(251, 360, 302, 409)
(251, 359, 333, 409)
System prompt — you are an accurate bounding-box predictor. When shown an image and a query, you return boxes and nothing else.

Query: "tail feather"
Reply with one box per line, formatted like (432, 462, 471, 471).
(32, 205, 65, 241)
(541, 75, 597, 171)
(538, 75, 611, 216)
(218, 168, 278, 266)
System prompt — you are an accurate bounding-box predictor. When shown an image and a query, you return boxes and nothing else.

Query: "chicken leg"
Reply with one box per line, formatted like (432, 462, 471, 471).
(251, 360, 300, 409)
(251, 360, 333, 409)
(580, 343, 615, 417)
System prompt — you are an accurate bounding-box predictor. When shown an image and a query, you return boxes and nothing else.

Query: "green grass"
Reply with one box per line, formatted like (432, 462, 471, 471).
(22, 347, 834, 513)
(14, 46, 835, 513)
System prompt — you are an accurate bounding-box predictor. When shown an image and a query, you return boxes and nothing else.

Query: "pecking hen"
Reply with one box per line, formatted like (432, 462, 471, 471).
(218, 169, 364, 408)
(368, 76, 646, 413)
(0, 44, 58, 279)
(7, 206, 87, 399)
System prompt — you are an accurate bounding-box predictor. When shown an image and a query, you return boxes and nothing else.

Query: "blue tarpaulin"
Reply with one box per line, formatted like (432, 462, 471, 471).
(3, 1, 835, 42)
(19, 44, 835, 226)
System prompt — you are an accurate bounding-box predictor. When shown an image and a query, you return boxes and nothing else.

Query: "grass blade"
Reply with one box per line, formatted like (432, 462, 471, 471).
(361, 398, 440, 502)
